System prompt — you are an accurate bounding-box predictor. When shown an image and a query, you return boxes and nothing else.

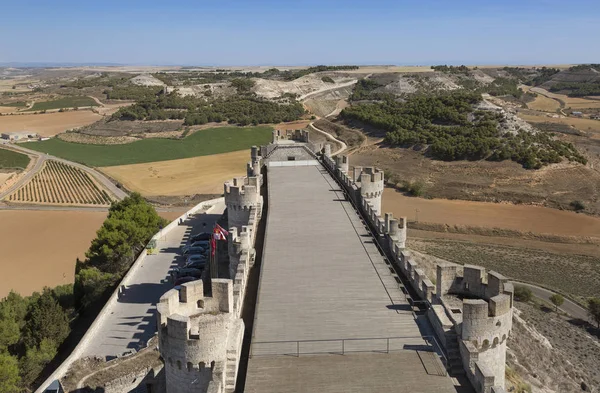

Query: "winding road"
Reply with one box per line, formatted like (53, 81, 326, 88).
(512, 281, 591, 322)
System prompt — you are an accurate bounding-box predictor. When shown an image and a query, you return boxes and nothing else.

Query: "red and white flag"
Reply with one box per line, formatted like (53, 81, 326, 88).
(213, 223, 229, 241)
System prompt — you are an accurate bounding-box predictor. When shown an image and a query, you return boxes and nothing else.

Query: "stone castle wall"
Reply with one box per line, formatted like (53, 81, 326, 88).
(321, 149, 512, 393)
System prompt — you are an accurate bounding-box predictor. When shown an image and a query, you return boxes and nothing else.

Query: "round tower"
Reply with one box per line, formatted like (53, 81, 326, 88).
(323, 143, 332, 158)
(358, 167, 384, 216)
(224, 176, 262, 231)
(157, 280, 244, 393)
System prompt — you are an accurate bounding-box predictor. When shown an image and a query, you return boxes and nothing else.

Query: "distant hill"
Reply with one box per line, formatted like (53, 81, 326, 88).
(540, 65, 600, 96)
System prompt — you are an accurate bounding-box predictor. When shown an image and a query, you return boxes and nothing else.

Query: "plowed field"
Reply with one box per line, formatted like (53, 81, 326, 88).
(0, 110, 102, 137)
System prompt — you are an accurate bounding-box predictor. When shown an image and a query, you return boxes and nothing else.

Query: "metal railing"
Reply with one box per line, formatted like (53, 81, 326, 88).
(250, 335, 447, 370)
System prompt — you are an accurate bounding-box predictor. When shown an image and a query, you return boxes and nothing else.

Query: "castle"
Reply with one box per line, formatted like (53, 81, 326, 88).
(157, 130, 513, 393)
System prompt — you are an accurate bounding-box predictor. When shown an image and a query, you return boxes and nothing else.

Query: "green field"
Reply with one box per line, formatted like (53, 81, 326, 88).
(0, 101, 27, 107)
(26, 96, 98, 111)
(23, 126, 273, 166)
(0, 148, 30, 169)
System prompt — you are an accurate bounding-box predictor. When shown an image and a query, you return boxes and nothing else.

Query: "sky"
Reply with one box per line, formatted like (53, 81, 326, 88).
(0, 0, 598, 66)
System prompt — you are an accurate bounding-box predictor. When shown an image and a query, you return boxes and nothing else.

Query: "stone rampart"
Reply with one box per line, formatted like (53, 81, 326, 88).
(321, 152, 513, 393)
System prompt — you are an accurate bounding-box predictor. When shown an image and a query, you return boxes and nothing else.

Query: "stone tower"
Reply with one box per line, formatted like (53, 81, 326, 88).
(224, 176, 262, 232)
(157, 279, 244, 393)
(246, 146, 261, 178)
(385, 213, 407, 249)
(323, 143, 332, 158)
(334, 154, 349, 175)
(352, 167, 384, 216)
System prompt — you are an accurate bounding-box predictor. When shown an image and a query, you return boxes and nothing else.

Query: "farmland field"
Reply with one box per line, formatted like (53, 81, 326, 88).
(100, 149, 249, 196)
(519, 113, 600, 135)
(0, 110, 103, 136)
(0, 147, 30, 169)
(0, 209, 186, 297)
(24, 126, 273, 166)
(6, 160, 114, 205)
(527, 94, 561, 112)
(382, 188, 600, 238)
(26, 96, 98, 111)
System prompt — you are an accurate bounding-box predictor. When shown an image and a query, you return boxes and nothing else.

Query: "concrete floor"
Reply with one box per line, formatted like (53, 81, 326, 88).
(79, 201, 225, 359)
(246, 165, 456, 392)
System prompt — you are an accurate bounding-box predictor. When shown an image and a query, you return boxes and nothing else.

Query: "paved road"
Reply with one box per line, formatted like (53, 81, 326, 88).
(79, 200, 225, 359)
(512, 281, 590, 322)
(0, 143, 127, 200)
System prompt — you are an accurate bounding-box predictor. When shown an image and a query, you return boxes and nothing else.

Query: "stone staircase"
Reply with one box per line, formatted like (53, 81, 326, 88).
(444, 330, 465, 376)
(224, 349, 238, 393)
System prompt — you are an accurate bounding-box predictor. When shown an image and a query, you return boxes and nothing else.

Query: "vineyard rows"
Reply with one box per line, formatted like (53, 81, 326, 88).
(7, 160, 114, 205)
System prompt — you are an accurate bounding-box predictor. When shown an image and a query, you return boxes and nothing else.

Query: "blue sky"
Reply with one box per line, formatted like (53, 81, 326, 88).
(0, 0, 598, 66)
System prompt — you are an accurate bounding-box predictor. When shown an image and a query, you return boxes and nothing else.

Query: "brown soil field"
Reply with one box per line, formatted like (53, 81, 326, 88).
(532, 88, 600, 110)
(0, 106, 20, 114)
(0, 110, 103, 136)
(351, 144, 600, 214)
(0, 209, 186, 298)
(519, 113, 600, 135)
(274, 120, 311, 130)
(99, 150, 250, 196)
(6, 160, 114, 206)
(382, 188, 600, 237)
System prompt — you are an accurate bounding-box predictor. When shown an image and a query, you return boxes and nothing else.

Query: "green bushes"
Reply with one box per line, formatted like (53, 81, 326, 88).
(0, 288, 73, 390)
(570, 200, 586, 211)
(109, 91, 305, 125)
(341, 91, 587, 169)
(75, 193, 168, 309)
(321, 76, 335, 83)
(514, 285, 533, 302)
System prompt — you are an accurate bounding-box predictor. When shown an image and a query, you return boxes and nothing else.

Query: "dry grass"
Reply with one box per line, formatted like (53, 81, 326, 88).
(407, 237, 600, 300)
(0, 110, 103, 136)
(527, 95, 561, 112)
(99, 150, 250, 196)
(382, 188, 600, 238)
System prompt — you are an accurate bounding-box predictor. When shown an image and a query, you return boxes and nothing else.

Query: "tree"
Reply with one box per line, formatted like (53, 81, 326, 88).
(549, 293, 564, 313)
(588, 298, 600, 329)
(19, 339, 58, 387)
(0, 292, 29, 352)
(0, 352, 21, 393)
(513, 286, 533, 302)
(22, 288, 70, 349)
(73, 267, 116, 310)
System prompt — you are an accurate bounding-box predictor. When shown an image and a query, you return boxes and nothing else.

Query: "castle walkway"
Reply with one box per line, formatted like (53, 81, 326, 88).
(245, 164, 457, 393)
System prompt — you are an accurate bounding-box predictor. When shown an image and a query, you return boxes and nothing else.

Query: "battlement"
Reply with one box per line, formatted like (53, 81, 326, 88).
(334, 154, 349, 174)
(223, 177, 260, 199)
(272, 129, 310, 143)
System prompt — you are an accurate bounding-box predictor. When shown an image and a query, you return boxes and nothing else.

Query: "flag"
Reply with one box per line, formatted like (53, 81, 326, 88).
(210, 236, 216, 256)
(213, 223, 229, 241)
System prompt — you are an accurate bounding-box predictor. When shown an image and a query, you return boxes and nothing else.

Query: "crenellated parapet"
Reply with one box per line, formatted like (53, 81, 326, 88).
(272, 129, 310, 143)
(246, 145, 262, 179)
(157, 280, 244, 393)
(319, 150, 513, 393)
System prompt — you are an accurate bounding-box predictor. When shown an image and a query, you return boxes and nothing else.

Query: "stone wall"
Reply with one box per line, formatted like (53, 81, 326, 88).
(321, 152, 513, 393)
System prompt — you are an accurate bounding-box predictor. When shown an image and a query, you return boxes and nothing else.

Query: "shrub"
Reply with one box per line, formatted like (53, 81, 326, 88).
(514, 285, 533, 302)
(570, 200, 585, 211)
(321, 76, 335, 83)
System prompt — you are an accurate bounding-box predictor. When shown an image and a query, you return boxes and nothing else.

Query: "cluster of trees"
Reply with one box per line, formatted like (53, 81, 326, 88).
(321, 76, 335, 83)
(502, 67, 560, 86)
(431, 65, 470, 74)
(111, 91, 305, 125)
(0, 194, 167, 391)
(478, 77, 523, 98)
(152, 65, 358, 85)
(549, 81, 600, 97)
(341, 91, 586, 168)
(349, 79, 394, 101)
(568, 64, 600, 72)
(105, 85, 163, 101)
(75, 193, 168, 309)
(183, 97, 305, 126)
(63, 73, 134, 89)
(0, 286, 73, 392)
